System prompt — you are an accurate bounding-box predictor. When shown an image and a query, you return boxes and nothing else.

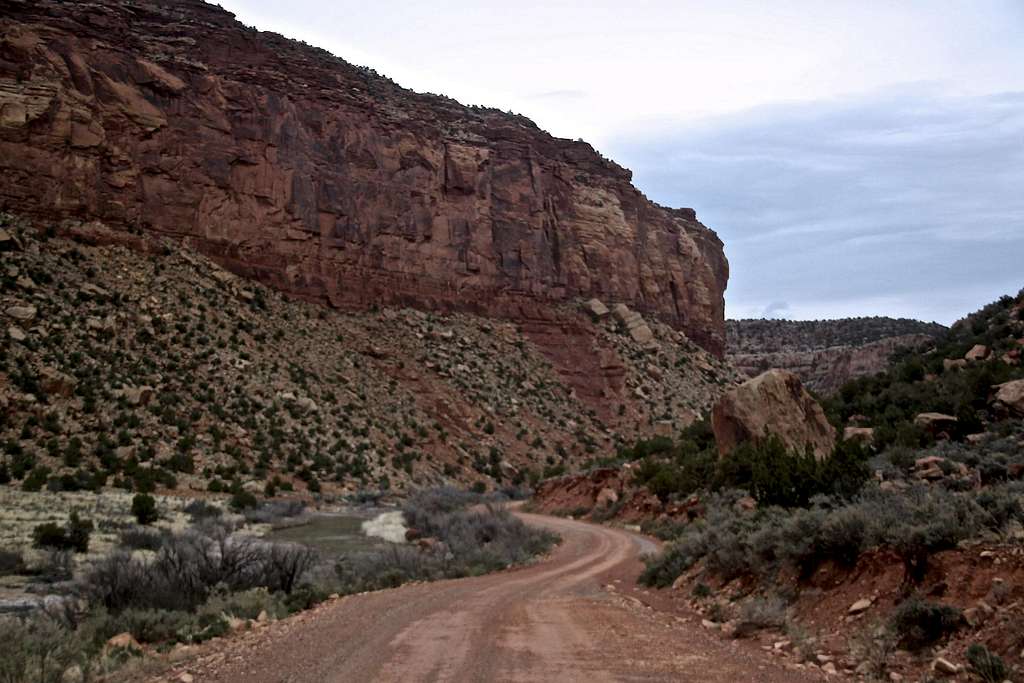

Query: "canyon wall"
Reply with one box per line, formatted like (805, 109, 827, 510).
(0, 0, 728, 354)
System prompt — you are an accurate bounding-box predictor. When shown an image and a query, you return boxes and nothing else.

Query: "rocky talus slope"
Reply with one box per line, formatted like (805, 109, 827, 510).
(0, 214, 735, 495)
(727, 317, 946, 394)
(0, 0, 727, 355)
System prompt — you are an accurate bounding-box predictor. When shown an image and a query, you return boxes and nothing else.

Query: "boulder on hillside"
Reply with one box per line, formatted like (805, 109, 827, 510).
(611, 303, 656, 346)
(843, 426, 875, 444)
(39, 366, 77, 397)
(711, 369, 836, 460)
(965, 344, 989, 361)
(5, 304, 36, 323)
(583, 298, 609, 320)
(914, 412, 958, 436)
(994, 379, 1024, 416)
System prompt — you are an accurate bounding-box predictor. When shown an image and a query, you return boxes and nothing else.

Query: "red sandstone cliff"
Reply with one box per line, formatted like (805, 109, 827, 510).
(0, 0, 727, 354)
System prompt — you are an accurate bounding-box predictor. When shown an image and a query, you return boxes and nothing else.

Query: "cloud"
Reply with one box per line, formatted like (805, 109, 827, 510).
(761, 302, 790, 319)
(524, 89, 588, 101)
(607, 90, 1024, 324)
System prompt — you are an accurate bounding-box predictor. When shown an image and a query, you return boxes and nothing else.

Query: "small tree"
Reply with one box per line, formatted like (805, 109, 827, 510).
(132, 493, 159, 525)
(230, 489, 258, 511)
(33, 511, 92, 553)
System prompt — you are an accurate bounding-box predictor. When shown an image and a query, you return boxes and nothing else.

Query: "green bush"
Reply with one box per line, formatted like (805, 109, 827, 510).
(0, 550, 25, 577)
(966, 643, 1008, 683)
(32, 512, 93, 553)
(131, 493, 159, 525)
(183, 498, 222, 522)
(22, 465, 51, 492)
(628, 425, 870, 508)
(119, 527, 164, 551)
(230, 489, 259, 511)
(889, 598, 962, 650)
(640, 482, 1024, 590)
(0, 614, 93, 683)
(717, 437, 871, 508)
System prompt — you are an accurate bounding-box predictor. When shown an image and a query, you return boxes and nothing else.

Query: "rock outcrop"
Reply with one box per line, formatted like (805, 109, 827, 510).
(711, 369, 836, 459)
(994, 379, 1024, 417)
(0, 0, 728, 355)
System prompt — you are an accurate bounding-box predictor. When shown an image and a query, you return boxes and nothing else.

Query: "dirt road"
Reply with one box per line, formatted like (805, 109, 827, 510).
(171, 512, 823, 682)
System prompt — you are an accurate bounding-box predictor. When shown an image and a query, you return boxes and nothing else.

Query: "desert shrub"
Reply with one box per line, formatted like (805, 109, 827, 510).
(403, 486, 480, 519)
(847, 621, 897, 679)
(260, 543, 319, 594)
(641, 483, 1022, 589)
(776, 505, 869, 577)
(738, 596, 788, 633)
(86, 607, 194, 645)
(0, 614, 93, 683)
(630, 428, 869, 508)
(323, 488, 556, 595)
(718, 437, 870, 508)
(131, 493, 159, 525)
(402, 493, 556, 576)
(183, 499, 222, 523)
(639, 517, 690, 541)
(0, 550, 25, 577)
(32, 512, 93, 553)
(692, 583, 712, 598)
(890, 598, 962, 650)
(242, 499, 306, 525)
(229, 489, 258, 511)
(629, 422, 717, 502)
(866, 486, 986, 584)
(639, 527, 710, 587)
(966, 643, 1008, 683)
(31, 550, 73, 583)
(84, 526, 319, 613)
(119, 527, 165, 551)
(22, 465, 51, 492)
(202, 587, 286, 621)
(282, 584, 328, 614)
(183, 612, 230, 643)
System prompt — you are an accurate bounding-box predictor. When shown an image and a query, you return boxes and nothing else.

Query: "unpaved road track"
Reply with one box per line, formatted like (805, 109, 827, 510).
(169, 512, 822, 682)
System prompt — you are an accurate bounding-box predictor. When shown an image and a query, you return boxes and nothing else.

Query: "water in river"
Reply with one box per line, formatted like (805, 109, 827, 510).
(267, 509, 405, 555)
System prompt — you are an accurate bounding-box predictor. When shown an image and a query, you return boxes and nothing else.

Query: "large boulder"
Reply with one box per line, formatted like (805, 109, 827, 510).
(843, 426, 875, 444)
(711, 369, 836, 460)
(914, 412, 958, 436)
(965, 344, 989, 361)
(611, 303, 656, 347)
(582, 298, 609, 320)
(994, 379, 1024, 416)
(39, 366, 77, 397)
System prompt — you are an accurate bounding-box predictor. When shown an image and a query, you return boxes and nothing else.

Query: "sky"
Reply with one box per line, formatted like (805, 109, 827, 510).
(218, 0, 1024, 324)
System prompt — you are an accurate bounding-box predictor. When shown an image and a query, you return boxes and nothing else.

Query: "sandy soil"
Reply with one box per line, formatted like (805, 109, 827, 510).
(159, 511, 824, 682)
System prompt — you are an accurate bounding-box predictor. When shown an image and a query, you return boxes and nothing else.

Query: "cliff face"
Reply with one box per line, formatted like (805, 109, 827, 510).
(0, 0, 728, 355)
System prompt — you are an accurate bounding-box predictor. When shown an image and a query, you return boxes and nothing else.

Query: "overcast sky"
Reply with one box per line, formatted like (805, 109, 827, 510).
(218, 0, 1024, 324)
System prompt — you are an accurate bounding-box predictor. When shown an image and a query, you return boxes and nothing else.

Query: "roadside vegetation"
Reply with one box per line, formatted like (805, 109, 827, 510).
(0, 487, 556, 680)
